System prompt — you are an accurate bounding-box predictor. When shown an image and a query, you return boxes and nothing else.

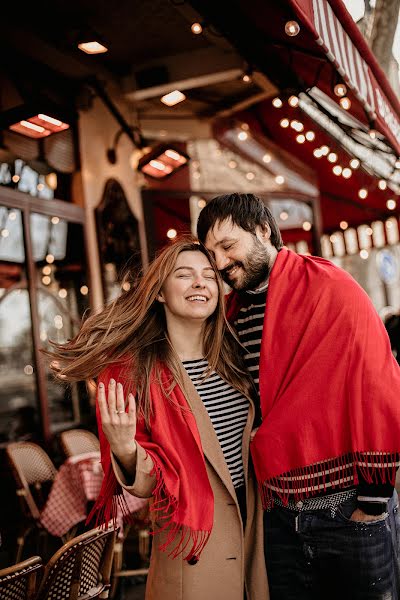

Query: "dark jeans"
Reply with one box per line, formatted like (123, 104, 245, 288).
(264, 492, 400, 600)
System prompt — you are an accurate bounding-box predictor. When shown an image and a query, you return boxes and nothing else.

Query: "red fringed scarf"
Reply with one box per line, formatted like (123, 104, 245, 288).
(227, 248, 400, 507)
(88, 363, 213, 561)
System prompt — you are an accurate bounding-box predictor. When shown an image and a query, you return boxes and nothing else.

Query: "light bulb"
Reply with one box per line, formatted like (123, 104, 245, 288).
(333, 165, 342, 176)
(238, 131, 248, 141)
(358, 188, 368, 199)
(334, 83, 347, 97)
(327, 152, 338, 163)
(288, 95, 299, 107)
(360, 249, 369, 259)
(342, 168, 352, 179)
(280, 118, 290, 128)
(302, 221, 312, 231)
(378, 180, 387, 190)
(191, 22, 203, 34)
(305, 131, 315, 141)
(167, 229, 177, 239)
(313, 148, 323, 158)
(272, 98, 283, 108)
(320, 145, 329, 156)
(339, 97, 351, 110)
(340, 221, 348, 230)
(387, 199, 396, 210)
(285, 20, 300, 36)
(296, 134, 306, 144)
(350, 158, 360, 169)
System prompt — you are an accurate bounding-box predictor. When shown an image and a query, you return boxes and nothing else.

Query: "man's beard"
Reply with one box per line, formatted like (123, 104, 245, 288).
(221, 237, 272, 291)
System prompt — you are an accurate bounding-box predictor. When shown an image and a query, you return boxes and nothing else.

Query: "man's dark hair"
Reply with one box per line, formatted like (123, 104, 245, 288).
(197, 193, 284, 250)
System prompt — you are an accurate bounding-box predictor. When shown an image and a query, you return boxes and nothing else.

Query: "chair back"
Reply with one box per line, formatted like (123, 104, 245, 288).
(0, 556, 42, 600)
(60, 429, 100, 458)
(35, 527, 116, 600)
(6, 442, 58, 520)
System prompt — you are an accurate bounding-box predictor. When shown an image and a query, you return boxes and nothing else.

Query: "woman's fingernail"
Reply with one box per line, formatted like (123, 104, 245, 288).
(110, 379, 115, 386)
(99, 383, 104, 390)
(117, 382, 122, 390)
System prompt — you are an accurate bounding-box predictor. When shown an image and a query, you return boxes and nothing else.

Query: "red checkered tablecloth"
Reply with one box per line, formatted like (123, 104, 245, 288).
(40, 452, 147, 537)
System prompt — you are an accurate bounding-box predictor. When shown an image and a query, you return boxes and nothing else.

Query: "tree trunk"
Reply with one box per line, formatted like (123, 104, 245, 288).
(369, 0, 400, 75)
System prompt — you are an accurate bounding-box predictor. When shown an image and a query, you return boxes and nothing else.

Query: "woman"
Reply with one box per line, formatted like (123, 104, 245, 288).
(49, 238, 268, 600)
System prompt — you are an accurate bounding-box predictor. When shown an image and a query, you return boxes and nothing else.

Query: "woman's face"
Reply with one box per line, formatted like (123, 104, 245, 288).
(158, 250, 219, 323)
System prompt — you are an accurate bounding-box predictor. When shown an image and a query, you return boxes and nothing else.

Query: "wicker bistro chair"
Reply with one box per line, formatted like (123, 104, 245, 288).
(6, 442, 58, 563)
(60, 429, 100, 459)
(0, 556, 42, 600)
(35, 527, 116, 600)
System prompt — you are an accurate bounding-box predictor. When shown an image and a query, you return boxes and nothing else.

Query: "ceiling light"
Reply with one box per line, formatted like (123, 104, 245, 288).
(78, 41, 108, 54)
(339, 97, 351, 110)
(161, 90, 186, 106)
(302, 221, 312, 231)
(280, 118, 290, 128)
(378, 180, 387, 190)
(387, 199, 396, 210)
(358, 188, 368, 199)
(342, 167, 352, 179)
(334, 83, 347, 97)
(340, 221, 348, 230)
(272, 98, 283, 108)
(288, 95, 299, 107)
(275, 175, 285, 185)
(350, 158, 360, 169)
(138, 143, 189, 179)
(167, 229, 178, 239)
(333, 165, 342, 176)
(285, 21, 300, 36)
(191, 22, 203, 34)
(1, 101, 71, 139)
(305, 131, 315, 141)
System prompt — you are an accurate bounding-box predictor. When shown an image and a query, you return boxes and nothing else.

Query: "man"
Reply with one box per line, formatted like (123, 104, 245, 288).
(197, 193, 400, 600)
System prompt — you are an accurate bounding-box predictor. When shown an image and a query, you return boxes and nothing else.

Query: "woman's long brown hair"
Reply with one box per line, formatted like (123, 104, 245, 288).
(47, 237, 253, 424)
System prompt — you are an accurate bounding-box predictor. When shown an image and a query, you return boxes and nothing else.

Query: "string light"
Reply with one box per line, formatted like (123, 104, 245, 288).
(366, 227, 373, 236)
(58, 289, 67, 298)
(342, 168, 352, 179)
(198, 199, 207, 208)
(334, 83, 347, 97)
(191, 22, 203, 34)
(167, 229, 177, 239)
(340, 221, 348, 230)
(246, 172, 255, 180)
(275, 175, 285, 185)
(51, 216, 60, 224)
(288, 95, 299, 107)
(305, 131, 315, 141)
(42, 266, 51, 275)
(241, 122, 249, 131)
(228, 160, 237, 169)
(290, 120, 304, 132)
(9, 212, 17, 221)
(320, 145, 329, 156)
(80, 285, 89, 295)
(262, 153, 272, 163)
(313, 148, 323, 158)
(280, 118, 290, 128)
(378, 180, 387, 190)
(272, 98, 283, 108)
(358, 188, 368, 199)
(296, 134, 306, 144)
(360, 249, 369, 259)
(330, 234, 338, 243)
(42, 276, 51, 285)
(369, 129, 377, 139)
(332, 165, 342, 176)
(1, 229, 9, 238)
(280, 211, 289, 221)
(327, 152, 338, 163)
(12, 175, 20, 183)
(242, 73, 251, 83)
(122, 282, 131, 291)
(339, 97, 351, 110)
(238, 131, 248, 141)
(350, 158, 360, 169)
(302, 221, 312, 231)
(387, 199, 397, 210)
(285, 20, 300, 36)
(46, 254, 55, 263)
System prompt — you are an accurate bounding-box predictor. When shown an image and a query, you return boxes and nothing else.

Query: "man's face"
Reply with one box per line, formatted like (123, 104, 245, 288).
(204, 219, 274, 291)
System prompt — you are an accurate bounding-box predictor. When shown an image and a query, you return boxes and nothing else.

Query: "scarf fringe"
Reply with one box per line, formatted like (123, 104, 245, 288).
(87, 455, 211, 562)
(260, 451, 400, 509)
(147, 455, 211, 561)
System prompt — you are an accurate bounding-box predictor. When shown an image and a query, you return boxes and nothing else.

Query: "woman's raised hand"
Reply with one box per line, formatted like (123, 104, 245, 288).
(97, 379, 137, 468)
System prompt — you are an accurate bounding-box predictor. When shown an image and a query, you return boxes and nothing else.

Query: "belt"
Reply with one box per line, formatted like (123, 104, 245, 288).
(271, 487, 357, 518)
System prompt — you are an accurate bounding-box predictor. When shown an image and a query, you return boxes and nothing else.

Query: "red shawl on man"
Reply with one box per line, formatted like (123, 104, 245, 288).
(227, 248, 400, 507)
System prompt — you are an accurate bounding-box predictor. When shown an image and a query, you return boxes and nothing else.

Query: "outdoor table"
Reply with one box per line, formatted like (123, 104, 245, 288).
(40, 451, 147, 537)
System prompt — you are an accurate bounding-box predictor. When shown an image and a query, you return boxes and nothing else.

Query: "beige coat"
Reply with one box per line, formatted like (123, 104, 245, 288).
(112, 365, 269, 600)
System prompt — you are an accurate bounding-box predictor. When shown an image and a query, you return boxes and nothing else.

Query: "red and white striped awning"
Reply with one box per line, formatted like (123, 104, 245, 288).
(289, 0, 400, 155)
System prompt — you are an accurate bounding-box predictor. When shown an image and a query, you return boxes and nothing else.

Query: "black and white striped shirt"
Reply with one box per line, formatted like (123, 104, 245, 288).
(183, 359, 249, 488)
(234, 285, 268, 399)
